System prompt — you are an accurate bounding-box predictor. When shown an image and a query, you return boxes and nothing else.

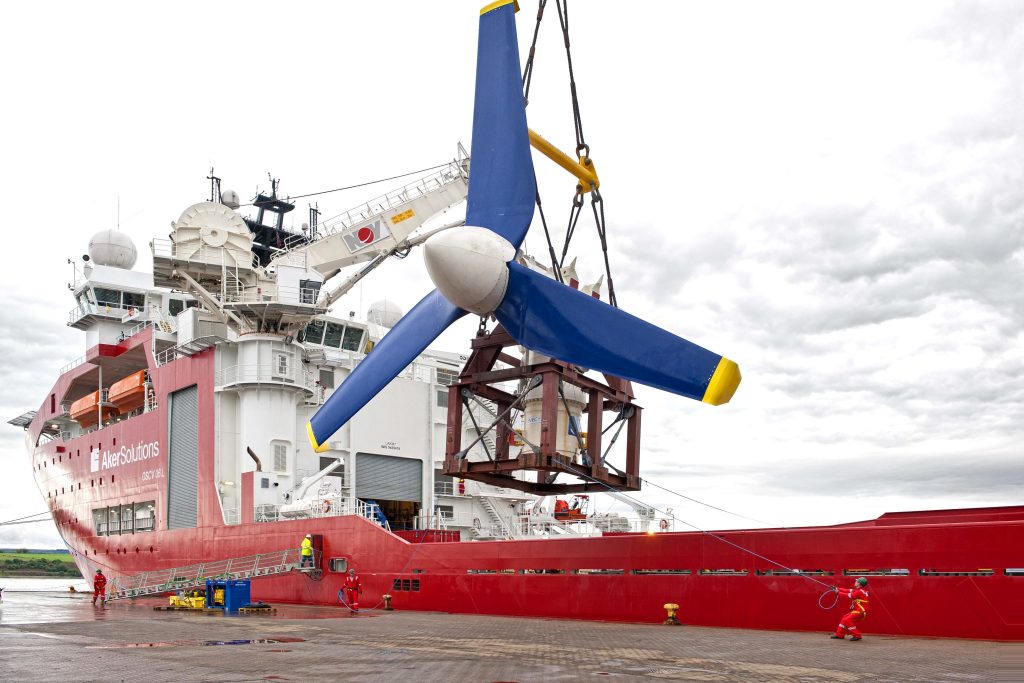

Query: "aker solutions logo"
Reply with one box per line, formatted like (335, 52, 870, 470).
(89, 440, 161, 473)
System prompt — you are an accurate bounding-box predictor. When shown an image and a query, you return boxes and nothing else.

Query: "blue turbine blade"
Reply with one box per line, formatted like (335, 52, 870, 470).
(465, 1, 536, 249)
(307, 3, 535, 446)
(495, 262, 741, 404)
(307, 290, 467, 450)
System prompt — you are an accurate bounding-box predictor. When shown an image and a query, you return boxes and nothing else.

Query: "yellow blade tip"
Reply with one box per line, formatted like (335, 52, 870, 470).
(481, 0, 518, 15)
(306, 422, 329, 453)
(702, 358, 741, 406)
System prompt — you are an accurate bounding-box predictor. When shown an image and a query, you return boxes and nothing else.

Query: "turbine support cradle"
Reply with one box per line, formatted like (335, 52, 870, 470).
(442, 326, 641, 494)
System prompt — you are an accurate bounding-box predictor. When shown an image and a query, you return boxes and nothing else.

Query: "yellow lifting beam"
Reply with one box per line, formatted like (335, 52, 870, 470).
(528, 129, 600, 194)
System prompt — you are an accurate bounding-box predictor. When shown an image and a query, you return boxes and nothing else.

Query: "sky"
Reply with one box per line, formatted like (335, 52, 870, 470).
(1, 1, 1022, 547)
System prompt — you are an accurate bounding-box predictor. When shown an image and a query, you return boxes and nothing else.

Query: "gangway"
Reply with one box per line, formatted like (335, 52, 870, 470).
(105, 547, 321, 601)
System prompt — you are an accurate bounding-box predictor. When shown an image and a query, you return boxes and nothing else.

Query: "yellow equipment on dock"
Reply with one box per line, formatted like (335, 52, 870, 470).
(167, 590, 206, 610)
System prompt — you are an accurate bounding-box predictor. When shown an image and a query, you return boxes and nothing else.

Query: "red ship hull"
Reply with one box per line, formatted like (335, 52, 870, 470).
(27, 332, 1024, 640)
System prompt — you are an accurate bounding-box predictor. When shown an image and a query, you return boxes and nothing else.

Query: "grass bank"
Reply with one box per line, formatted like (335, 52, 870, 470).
(0, 551, 79, 577)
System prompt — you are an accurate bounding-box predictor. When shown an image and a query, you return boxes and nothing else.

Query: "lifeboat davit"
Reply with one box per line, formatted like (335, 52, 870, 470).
(108, 370, 147, 415)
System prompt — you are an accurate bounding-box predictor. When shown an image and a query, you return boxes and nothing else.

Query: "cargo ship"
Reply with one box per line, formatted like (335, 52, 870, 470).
(9, 1, 1023, 641)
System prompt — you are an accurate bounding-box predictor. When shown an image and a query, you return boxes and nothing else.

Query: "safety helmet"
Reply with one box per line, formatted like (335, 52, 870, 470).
(96, 569, 103, 573)
(856, 577, 868, 587)
(305, 533, 312, 538)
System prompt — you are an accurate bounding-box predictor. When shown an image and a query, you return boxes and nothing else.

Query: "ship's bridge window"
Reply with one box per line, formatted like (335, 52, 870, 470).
(304, 320, 325, 345)
(94, 287, 121, 306)
(319, 369, 335, 389)
(123, 292, 145, 309)
(341, 326, 364, 352)
(92, 288, 145, 311)
(323, 322, 344, 348)
(168, 298, 185, 317)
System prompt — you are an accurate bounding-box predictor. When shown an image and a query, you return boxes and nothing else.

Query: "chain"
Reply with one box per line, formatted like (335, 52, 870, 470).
(521, 0, 548, 106)
(534, 186, 564, 283)
(555, 0, 587, 157)
(523, 0, 617, 305)
(559, 190, 585, 269)
(590, 187, 617, 307)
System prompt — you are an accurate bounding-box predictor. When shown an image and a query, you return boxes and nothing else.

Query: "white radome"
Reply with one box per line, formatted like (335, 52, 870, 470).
(221, 189, 241, 209)
(367, 300, 404, 329)
(88, 229, 138, 269)
(423, 226, 515, 316)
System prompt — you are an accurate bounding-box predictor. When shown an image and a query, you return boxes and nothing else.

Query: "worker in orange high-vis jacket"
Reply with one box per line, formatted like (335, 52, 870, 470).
(92, 569, 107, 606)
(343, 568, 363, 612)
(831, 577, 870, 640)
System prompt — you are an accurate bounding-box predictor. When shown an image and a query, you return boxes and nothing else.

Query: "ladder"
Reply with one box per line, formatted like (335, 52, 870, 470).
(105, 547, 321, 601)
(479, 496, 513, 539)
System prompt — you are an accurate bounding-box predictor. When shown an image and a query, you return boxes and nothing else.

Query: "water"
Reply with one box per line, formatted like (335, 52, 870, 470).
(1, 576, 89, 592)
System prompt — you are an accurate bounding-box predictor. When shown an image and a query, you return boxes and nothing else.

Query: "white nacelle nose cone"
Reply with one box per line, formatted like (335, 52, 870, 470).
(424, 226, 515, 316)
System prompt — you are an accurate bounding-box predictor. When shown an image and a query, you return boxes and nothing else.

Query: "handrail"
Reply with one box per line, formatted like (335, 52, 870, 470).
(107, 547, 321, 600)
(319, 157, 468, 236)
(151, 238, 261, 271)
(215, 364, 317, 391)
(59, 355, 87, 376)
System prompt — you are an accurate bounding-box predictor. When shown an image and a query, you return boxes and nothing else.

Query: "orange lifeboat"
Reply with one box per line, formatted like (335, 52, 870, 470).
(108, 370, 147, 415)
(70, 389, 122, 429)
(70, 391, 100, 428)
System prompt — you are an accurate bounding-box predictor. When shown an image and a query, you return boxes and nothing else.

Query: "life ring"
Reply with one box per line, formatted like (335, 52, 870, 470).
(659, 519, 669, 531)
(323, 499, 331, 513)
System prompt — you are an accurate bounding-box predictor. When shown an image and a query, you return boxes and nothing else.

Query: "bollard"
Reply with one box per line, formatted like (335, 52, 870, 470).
(663, 603, 681, 626)
(382, 594, 394, 611)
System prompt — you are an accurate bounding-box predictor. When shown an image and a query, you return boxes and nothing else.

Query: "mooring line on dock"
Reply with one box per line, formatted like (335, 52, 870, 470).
(557, 461, 842, 608)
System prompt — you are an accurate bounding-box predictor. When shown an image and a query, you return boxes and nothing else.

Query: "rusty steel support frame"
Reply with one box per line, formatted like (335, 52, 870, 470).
(443, 326, 642, 494)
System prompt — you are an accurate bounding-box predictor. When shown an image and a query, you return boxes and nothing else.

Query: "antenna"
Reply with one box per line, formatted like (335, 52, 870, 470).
(207, 168, 222, 203)
(117, 194, 120, 230)
(309, 203, 320, 240)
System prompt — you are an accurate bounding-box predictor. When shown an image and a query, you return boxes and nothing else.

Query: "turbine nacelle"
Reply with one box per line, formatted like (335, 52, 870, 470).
(424, 226, 514, 317)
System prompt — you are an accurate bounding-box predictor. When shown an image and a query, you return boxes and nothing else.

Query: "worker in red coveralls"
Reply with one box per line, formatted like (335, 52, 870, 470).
(831, 577, 870, 640)
(92, 569, 107, 606)
(343, 568, 363, 612)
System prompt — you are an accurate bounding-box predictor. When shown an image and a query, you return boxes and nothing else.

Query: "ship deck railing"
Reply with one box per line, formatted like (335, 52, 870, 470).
(106, 548, 322, 601)
(215, 364, 317, 392)
(253, 498, 390, 531)
(314, 156, 469, 238)
(68, 299, 136, 326)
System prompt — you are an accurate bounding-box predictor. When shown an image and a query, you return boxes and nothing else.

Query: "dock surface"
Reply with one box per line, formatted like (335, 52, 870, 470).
(1, 590, 1018, 682)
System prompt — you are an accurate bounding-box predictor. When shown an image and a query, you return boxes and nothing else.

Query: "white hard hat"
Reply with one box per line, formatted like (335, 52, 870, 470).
(305, 533, 312, 538)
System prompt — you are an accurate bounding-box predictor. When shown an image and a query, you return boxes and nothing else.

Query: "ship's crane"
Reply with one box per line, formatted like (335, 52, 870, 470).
(151, 151, 469, 337)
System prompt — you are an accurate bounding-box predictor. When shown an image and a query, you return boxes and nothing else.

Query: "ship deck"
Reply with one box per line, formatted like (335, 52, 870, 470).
(1, 590, 1018, 682)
